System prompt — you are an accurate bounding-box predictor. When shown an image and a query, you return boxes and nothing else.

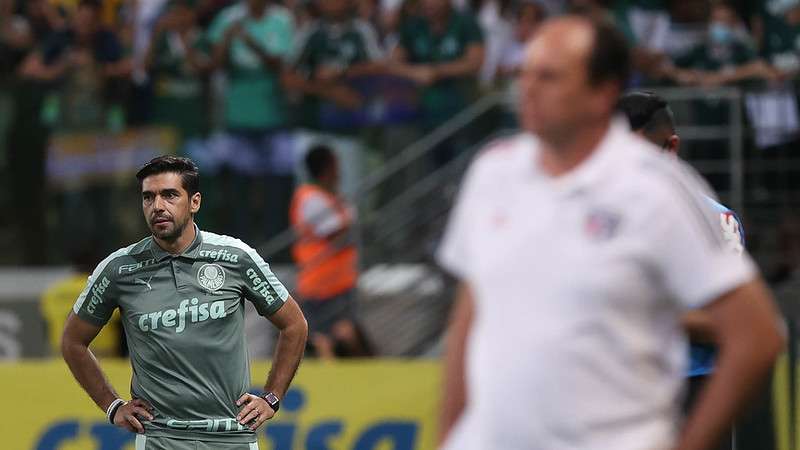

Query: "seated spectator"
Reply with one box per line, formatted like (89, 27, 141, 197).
(289, 145, 371, 359)
(664, 1, 780, 87)
(145, 0, 213, 145)
(289, 0, 387, 129)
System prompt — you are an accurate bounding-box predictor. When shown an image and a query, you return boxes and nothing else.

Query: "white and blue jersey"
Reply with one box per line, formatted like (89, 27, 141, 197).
(687, 197, 745, 377)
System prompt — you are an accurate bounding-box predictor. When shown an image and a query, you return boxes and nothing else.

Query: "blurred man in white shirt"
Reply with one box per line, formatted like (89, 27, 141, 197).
(437, 15, 784, 450)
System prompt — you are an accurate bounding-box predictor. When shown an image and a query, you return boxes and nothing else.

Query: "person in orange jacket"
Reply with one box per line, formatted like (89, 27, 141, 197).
(289, 144, 371, 358)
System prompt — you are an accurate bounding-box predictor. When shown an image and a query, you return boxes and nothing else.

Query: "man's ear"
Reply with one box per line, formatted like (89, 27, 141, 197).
(190, 192, 202, 214)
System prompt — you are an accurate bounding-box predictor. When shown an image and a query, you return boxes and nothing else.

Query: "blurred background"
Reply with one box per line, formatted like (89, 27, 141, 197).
(2, 0, 800, 449)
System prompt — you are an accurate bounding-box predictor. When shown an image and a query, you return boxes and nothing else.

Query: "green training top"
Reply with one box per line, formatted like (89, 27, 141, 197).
(72, 227, 288, 443)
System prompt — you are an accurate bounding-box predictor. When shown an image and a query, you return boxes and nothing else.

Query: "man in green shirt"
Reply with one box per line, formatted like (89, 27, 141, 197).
(61, 156, 308, 449)
(391, 0, 484, 129)
(207, 0, 293, 132)
(761, 0, 800, 76)
(290, 0, 386, 130)
(145, 0, 212, 144)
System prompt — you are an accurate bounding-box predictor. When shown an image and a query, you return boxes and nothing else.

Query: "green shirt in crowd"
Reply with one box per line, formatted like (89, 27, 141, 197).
(291, 19, 383, 129)
(73, 228, 288, 443)
(208, 4, 294, 131)
(758, 3, 800, 72)
(398, 11, 483, 127)
(675, 40, 757, 72)
(150, 30, 210, 140)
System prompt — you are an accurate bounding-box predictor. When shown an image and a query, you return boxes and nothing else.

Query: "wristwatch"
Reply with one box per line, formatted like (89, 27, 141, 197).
(262, 392, 280, 412)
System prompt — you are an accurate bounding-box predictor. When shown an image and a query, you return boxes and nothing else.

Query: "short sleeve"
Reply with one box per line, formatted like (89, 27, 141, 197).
(238, 244, 290, 316)
(72, 255, 120, 326)
(642, 164, 757, 310)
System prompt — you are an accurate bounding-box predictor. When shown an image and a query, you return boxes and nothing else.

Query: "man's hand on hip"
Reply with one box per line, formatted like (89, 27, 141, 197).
(236, 393, 275, 430)
(114, 399, 154, 434)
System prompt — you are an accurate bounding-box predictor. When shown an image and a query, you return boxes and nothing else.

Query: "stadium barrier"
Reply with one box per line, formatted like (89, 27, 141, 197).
(0, 360, 439, 450)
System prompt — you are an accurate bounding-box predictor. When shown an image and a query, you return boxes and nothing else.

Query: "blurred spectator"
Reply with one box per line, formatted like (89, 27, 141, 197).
(145, 0, 213, 144)
(496, 1, 546, 80)
(755, 0, 800, 77)
(615, 0, 670, 52)
(289, 145, 371, 359)
(0, 0, 64, 78)
(19, 0, 126, 131)
(290, 0, 387, 129)
(665, 1, 779, 87)
(202, 0, 295, 243)
(39, 246, 121, 357)
(460, 0, 514, 87)
(390, 0, 484, 163)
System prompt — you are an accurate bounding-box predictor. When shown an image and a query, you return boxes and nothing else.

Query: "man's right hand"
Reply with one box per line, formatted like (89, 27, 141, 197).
(113, 399, 154, 434)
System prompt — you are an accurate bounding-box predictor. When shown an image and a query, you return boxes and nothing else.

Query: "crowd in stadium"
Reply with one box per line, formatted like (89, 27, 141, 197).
(2, 0, 800, 263)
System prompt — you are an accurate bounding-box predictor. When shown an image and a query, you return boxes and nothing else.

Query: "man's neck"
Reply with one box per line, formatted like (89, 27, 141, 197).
(538, 118, 612, 177)
(154, 221, 197, 255)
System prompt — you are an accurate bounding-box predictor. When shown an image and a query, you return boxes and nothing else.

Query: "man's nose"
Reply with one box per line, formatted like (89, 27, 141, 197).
(153, 195, 166, 211)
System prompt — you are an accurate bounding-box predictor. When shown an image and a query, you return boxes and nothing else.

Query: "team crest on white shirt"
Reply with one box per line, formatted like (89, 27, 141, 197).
(585, 208, 621, 241)
(720, 212, 744, 255)
(197, 263, 226, 292)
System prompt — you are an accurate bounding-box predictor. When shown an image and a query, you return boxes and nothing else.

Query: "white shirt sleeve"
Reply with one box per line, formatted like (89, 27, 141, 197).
(642, 163, 757, 310)
(300, 192, 346, 237)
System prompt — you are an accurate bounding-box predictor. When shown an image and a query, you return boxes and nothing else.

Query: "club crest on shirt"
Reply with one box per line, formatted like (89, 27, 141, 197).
(720, 212, 744, 255)
(197, 263, 225, 292)
(585, 208, 621, 241)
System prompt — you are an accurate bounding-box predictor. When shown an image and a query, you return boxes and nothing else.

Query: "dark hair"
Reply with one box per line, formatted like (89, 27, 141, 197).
(136, 155, 200, 196)
(586, 17, 631, 88)
(617, 91, 676, 133)
(305, 145, 336, 180)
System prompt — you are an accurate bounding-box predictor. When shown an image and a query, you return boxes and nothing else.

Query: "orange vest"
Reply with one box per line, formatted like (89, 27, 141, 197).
(289, 184, 358, 300)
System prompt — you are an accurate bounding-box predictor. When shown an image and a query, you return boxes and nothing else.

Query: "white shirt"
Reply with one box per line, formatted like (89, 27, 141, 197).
(437, 119, 756, 450)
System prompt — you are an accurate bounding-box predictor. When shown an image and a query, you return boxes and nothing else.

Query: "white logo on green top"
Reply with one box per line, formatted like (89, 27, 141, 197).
(246, 268, 276, 304)
(87, 277, 111, 314)
(198, 249, 239, 263)
(197, 263, 225, 292)
(138, 298, 227, 333)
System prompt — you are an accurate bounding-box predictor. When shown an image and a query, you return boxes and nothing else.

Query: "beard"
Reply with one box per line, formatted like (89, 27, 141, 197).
(149, 214, 189, 242)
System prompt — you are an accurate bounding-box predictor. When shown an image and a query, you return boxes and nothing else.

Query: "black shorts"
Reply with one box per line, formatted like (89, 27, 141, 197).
(300, 290, 355, 335)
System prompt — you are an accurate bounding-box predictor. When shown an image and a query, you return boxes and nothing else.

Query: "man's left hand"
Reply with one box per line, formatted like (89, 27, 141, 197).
(236, 393, 275, 430)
